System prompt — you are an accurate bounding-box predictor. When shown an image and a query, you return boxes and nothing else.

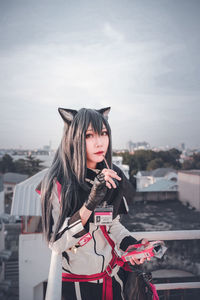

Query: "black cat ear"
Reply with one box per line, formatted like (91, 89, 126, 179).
(58, 108, 78, 124)
(97, 107, 111, 120)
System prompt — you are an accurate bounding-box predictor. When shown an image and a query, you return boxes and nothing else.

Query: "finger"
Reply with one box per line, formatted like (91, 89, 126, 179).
(147, 257, 151, 261)
(131, 257, 141, 265)
(104, 172, 121, 184)
(106, 181, 112, 189)
(141, 238, 149, 245)
(140, 257, 146, 264)
(110, 173, 121, 181)
(102, 168, 116, 175)
(104, 176, 117, 188)
(102, 169, 121, 181)
(129, 258, 135, 265)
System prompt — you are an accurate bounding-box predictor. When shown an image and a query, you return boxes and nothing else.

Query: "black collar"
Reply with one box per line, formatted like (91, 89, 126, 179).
(86, 168, 100, 183)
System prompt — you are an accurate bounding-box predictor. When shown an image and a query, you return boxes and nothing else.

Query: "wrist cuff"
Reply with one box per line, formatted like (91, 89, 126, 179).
(120, 236, 138, 251)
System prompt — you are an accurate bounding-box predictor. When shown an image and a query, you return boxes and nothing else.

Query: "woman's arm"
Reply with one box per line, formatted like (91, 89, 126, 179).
(48, 183, 88, 254)
(79, 205, 92, 226)
(79, 167, 121, 225)
(109, 215, 149, 265)
(109, 215, 139, 249)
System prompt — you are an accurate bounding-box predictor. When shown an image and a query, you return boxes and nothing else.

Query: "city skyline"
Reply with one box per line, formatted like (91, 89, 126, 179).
(0, 0, 200, 150)
(0, 140, 197, 153)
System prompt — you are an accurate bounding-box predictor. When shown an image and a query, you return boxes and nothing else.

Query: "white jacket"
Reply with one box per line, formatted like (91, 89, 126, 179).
(49, 181, 134, 275)
(44, 168, 137, 300)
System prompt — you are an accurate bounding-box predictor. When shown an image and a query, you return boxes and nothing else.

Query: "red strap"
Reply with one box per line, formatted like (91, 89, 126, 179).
(103, 275, 112, 300)
(100, 226, 132, 298)
(62, 270, 108, 282)
(100, 225, 115, 249)
(149, 282, 159, 300)
(62, 264, 114, 300)
(100, 225, 131, 273)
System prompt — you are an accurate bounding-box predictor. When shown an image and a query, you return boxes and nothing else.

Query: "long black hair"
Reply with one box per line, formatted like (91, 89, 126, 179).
(41, 107, 112, 242)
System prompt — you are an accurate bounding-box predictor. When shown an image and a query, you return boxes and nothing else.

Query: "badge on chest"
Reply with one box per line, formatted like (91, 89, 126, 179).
(94, 205, 113, 225)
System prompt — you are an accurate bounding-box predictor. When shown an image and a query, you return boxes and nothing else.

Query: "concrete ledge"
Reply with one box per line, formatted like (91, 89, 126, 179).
(155, 281, 200, 290)
(131, 230, 200, 241)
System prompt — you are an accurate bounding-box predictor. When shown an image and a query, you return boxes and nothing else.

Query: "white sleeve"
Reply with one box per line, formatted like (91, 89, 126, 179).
(49, 183, 87, 254)
(109, 215, 138, 251)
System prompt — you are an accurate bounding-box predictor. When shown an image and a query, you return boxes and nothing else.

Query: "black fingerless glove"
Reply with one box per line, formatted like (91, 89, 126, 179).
(85, 172, 107, 211)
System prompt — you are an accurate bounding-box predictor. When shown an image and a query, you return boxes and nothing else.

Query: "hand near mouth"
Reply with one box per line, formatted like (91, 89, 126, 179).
(101, 168, 121, 189)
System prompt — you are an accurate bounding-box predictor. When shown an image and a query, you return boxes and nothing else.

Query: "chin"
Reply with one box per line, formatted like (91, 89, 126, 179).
(95, 157, 104, 164)
(95, 158, 103, 164)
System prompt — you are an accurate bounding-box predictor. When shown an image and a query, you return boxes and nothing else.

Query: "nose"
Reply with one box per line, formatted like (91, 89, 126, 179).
(95, 135, 103, 147)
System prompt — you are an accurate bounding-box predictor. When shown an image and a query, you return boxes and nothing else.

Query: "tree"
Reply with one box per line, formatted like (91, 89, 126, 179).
(0, 154, 15, 173)
(25, 155, 44, 175)
(182, 153, 200, 170)
(0, 154, 44, 176)
(182, 159, 194, 170)
(147, 158, 164, 171)
(113, 148, 182, 185)
(14, 159, 29, 174)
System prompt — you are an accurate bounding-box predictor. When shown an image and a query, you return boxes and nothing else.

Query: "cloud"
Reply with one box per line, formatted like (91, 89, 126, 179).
(0, 22, 183, 108)
(103, 22, 124, 43)
(0, 21, 199, 148)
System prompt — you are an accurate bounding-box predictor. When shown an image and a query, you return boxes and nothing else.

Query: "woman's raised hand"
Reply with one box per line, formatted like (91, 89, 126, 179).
(101, 168, 121, 189)
(84, 169, 121, 211)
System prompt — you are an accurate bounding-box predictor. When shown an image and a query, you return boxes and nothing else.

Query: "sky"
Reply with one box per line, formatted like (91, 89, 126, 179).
(0, 0, 200, 150)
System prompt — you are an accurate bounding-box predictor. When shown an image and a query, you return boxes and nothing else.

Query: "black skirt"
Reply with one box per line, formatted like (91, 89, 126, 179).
(62, 267, 128, 300)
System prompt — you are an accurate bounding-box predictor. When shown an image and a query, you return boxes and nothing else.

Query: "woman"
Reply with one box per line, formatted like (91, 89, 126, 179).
(39, 107, 149, 300)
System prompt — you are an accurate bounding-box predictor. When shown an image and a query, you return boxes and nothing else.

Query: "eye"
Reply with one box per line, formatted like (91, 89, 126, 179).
(101, 130, 108, 136)
(86, 133, 93, 139)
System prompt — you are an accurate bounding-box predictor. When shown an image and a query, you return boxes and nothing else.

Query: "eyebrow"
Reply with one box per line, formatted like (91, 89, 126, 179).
(86, 126, 106, 132)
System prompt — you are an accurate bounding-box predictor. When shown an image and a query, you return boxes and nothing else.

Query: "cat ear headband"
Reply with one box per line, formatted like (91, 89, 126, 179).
(58, 107, 111, 124)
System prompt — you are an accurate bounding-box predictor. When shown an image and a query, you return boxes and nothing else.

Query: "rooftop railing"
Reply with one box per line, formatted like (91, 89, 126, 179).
(130, 230, 200, 292)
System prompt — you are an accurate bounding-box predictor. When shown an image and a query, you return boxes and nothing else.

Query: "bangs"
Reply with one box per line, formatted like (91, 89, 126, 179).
(78, 108, 109, 134)
(86, 110, 105, 134)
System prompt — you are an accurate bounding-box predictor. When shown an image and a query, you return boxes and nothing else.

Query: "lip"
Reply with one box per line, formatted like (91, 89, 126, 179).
(94, 151, 104, 155)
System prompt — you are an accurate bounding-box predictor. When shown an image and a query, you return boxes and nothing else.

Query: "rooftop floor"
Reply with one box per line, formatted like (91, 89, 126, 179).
(121, 199, 200, 232)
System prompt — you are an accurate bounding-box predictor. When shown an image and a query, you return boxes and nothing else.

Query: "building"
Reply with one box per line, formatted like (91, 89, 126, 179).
(3, 173, 28, 195)
(0, 176, 4, 214)
(0, 175, 12, 299)
(135, 168, 178, 192)
(112, 156, 129, 179)
(178, 170, 200, 211)
(134, 168, 178, 202)
(11, 168, 50, 300)
(127, 141, 150, 152)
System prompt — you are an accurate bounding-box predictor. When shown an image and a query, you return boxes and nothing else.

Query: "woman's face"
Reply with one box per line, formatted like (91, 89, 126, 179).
(85, 123, 109, 169)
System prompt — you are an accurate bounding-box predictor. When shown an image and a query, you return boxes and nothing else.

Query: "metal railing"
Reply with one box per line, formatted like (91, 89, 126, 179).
(130, 230, 200, 292)
(130, 229, 200, 241)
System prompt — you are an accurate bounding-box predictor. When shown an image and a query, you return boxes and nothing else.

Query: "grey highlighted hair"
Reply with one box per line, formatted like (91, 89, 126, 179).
(41, 108, 112, 242)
